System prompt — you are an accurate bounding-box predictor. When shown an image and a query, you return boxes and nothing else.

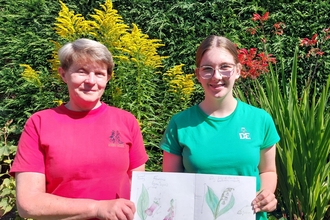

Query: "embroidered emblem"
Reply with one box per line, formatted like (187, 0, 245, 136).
(109, 130, 124, 147)
(239, 127, 251, 140)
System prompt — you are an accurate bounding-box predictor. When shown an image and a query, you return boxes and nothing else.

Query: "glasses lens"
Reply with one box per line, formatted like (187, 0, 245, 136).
(199, 66, 214, 79)
(199, 64, 235, 79)
(219, 64, 234, 77)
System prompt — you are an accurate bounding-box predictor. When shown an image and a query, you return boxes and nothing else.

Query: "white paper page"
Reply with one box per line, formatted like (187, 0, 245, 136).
(130, 172, 256, 220)
(194, 174, 256, 220)
(131, 171, 195, 220)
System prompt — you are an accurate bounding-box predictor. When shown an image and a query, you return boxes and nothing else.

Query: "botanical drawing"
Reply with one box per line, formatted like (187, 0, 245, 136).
(137, 184, 165, 220)
(163, 199, 175, 220)
(205, 186, 235, 220)
(137, 184, 149, 220)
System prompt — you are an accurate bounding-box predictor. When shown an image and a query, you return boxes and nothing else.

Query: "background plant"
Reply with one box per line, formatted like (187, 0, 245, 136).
(236, 47, 330, 219)
(235, 10, 330, 219)
(1, 0, 330, 219)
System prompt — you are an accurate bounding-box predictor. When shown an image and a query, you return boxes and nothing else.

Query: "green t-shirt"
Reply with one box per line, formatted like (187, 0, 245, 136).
(160, 100, 280, 220)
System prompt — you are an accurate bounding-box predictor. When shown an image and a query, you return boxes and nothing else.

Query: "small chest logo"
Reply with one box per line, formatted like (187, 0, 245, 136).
(239, 127, 251, 140)
(108, 130, 124, 147)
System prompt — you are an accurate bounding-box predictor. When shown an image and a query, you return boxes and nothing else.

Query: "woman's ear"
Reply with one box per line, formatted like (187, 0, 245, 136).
(235, 63, 241, 79)
(195, 68, 201, 82)
(58, 67, 67, 83)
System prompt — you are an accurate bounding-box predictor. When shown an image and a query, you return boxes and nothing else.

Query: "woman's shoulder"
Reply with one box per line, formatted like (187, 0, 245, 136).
(172, 105, 199, 119)
(103, 103, 139, 121)
(237, 99, 269, 115)
(29, 106, 62, 118)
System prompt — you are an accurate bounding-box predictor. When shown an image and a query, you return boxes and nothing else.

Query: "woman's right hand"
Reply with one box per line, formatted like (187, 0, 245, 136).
(94, 199, 136, 220)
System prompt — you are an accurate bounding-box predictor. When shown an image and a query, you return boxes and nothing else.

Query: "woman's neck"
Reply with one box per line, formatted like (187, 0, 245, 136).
(199, 96, 237, 118)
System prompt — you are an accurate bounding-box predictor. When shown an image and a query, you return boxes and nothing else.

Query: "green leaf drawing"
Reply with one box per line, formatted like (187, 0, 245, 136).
(137, 184, 149, 220)
(215, 192, 235, 218)
(206, 186, 235, 219)
(205, 186, 220, 217)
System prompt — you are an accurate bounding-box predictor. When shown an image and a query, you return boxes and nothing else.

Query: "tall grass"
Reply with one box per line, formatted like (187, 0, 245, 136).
(235, 47, 330, 219)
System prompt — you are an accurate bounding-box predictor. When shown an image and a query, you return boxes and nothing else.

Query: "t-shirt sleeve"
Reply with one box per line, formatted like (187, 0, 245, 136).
(159, 116, 182, 155)
(10, 115, 45, 176)
(128, 115, 148, 170)
(262, 111, 280, 149)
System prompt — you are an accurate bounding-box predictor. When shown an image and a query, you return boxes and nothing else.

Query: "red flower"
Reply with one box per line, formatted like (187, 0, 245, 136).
(300, 34, 318, 47)
(246, 28, 257, 35)
(273, 22, 286, 35)
(252, 12, 269, 22)
(307, 48, 324, 57)
(252, 13, 261, 21)
(238, 48, 276, 79)
(261, 12, 269, 21)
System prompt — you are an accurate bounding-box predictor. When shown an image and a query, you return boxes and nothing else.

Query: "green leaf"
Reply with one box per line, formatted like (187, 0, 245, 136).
(205, 185, 219, 218)
(137, 184, 149, 220)
(216, 193, 235, 218)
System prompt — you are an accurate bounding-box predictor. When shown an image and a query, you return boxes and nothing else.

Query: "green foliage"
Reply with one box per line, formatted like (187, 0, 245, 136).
(0, 120, 17, 216)
(0, 0, 59, 69)
(235, 47, 330, 219)
(1, 0, 330, 219)
(113, 0, 330, 101)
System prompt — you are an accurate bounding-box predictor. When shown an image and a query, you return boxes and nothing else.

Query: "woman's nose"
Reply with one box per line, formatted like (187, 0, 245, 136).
(212, 69, 223, 79)
(85, 72, 96, 83)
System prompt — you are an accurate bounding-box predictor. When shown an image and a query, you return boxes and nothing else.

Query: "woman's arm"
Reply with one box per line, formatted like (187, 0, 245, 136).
(252, 144, 278, 213)
(128, 164, 146, 182)
(162, 151, 184, 172)
(16, 172, 135, 220)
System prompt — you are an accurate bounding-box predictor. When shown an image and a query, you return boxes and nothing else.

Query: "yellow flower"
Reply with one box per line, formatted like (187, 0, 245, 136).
(53, 100, 63, 106)
(117, 23, 168, 69)
(165, 64, 195, 101)
(20, 64, 42, 88)
(89, 0, 128, 50)
(54, 1, 94, 41)
(48, 40, 62, 76)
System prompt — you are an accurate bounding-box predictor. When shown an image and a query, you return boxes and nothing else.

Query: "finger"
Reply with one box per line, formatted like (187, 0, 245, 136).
(122, 206, 134, 220)
(120, 199, 135, 220)
(126, 200, 136, 214)
(262, 198, 277, 212)
(255, 198, 277, 212)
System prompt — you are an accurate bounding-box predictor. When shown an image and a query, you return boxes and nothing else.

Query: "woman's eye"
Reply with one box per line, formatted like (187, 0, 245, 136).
(96, 72, 106, 77)
(220, 65, 233, 70)
(202, 67, 214, 73)
(78, 71, 87, 75)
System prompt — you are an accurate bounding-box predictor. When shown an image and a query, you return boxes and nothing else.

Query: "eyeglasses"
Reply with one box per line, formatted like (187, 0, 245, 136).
(197, 64, 236, 79)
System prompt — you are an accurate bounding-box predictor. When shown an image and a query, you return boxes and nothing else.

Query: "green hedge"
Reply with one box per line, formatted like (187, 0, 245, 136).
(0, 0, 329, 219)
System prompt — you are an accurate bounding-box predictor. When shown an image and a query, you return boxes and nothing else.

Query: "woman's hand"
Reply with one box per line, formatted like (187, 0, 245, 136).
(252, 189, 277, 213)
(94, 199, 136, 220)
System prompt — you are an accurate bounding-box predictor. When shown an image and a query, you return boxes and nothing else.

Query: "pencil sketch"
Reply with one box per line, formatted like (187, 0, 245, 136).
(205, 186, 235, 220)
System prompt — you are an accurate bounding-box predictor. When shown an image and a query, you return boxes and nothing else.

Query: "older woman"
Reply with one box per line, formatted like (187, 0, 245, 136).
(10, 38, 148, 220)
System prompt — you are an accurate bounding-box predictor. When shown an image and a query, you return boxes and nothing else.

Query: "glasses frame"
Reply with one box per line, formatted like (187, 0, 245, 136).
(197, 63, 236, 79)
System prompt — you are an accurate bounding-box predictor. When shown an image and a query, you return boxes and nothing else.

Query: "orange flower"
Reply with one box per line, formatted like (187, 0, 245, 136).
(252, 13, 261, 21)
(238, 48, 276, 79)
(246, 28, 257, 35)
(300, 34, 318, 47)
(252, 12, 269, 22)
(261, 12, 269, 21)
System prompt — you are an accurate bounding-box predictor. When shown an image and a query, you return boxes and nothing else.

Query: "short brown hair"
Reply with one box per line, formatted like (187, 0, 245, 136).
(58, 38, 114, 74)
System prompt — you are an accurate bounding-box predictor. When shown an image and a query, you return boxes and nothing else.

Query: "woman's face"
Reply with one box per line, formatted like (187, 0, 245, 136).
(196, 47, 240, 101)
(59, 59, 111, 111)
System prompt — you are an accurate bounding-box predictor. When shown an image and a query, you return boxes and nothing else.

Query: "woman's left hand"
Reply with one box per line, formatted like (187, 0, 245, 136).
(252, 189, 277, 213)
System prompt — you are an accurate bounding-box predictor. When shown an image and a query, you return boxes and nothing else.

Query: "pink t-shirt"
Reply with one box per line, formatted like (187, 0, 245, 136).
(10, 103, 148, 200)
